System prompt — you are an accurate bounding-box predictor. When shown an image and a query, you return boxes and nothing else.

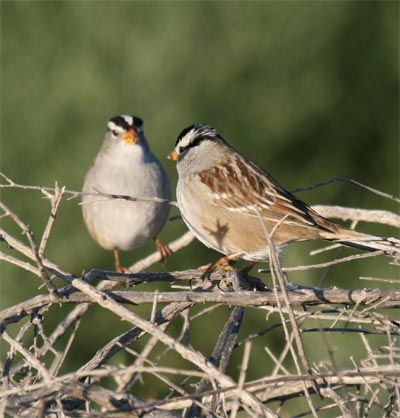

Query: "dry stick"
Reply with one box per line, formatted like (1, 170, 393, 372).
(315, 317, 352, 413)
(349, 358, 375, 408)
(211, 307, 247, 415)
(2, 286, 400, 328)
(360, 276, 400, 284)
(77, 301, 194, 374)
(291, 176, 400, 204)
(186, 301, 245, 417)
(113, 330, 202, 412)
(226, 304, 396, 353)
(70, 277, 277, 417)
(0, 202, 59, 298)
(364, 388, 382, 418)
(0, 227, 74, 282)
(121, 323, 170, 389)
(154, 308, 193, 365)
(38, 184, 65, 257)
(81, 186, 178, 207)
(230, 341, 252, 418)
(259, 250, 385, 273)
(0, 251, 41, 277)
(254, 205, 319, 418)
(0, 171, 178, 208)
(311, 205, 400, 228)
(31, 315, 60, 359)
(116, 323, 179, 393)
(122, 331, 208, 409)
(82, 267, 266, 287)
(265, 320, 308, 382)
(264, 344, 290, 377)
(360, 333, 379, 369)
(3, 315, 40, 378)
(317, 220, 360, 287)
(49, 319, 82, 377)
(2, 331, 52, 383)
(1, 285, 82, 381)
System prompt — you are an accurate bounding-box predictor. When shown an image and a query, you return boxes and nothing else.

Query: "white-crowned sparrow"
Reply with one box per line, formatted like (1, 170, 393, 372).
(82, 115, 171, 272)
(168, 124, 400, 261)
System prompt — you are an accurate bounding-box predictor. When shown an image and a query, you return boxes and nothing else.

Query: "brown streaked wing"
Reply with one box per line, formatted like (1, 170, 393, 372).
(198, 154, 337, 233)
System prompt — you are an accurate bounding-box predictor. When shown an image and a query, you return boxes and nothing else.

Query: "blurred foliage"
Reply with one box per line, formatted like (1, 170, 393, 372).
(1, 1, 399, 414)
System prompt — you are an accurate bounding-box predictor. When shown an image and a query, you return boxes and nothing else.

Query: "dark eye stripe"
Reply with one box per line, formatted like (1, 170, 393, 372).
(183, 135, 203, 151)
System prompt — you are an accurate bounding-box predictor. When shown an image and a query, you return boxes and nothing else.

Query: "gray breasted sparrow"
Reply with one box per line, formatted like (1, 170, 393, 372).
(168, 124, 400, 262)
(82, 115, 171, 272)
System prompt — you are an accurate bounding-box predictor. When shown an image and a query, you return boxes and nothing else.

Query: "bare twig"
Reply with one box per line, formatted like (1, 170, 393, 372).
(0, 201, 59, 298)
(312, 205, 400, 228)
(186, 304, 245, 417)
(253, 204, 319, 416)
(0, 171, 178, 207)
(2, 285, 400, 329)
(259, 250, 385, 274)
(38, 184, 65, 257)
(291, 176, 400, 204)
(230, 341, 252, 418)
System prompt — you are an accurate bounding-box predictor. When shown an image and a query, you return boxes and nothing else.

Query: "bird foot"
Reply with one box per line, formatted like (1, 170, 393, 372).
(154, 238, 172, 266)
(113, 248, 129, 273)
(199, 251, 245, 271)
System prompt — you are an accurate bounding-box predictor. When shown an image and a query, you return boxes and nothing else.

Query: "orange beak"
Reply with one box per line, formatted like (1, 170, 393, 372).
(124, 128, 140, 145)
(167, 150, 178, 161)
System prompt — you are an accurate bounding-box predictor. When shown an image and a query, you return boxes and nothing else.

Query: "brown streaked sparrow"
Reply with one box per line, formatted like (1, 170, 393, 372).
(82, 115, 171, 272)
(168, 124, 400, 261)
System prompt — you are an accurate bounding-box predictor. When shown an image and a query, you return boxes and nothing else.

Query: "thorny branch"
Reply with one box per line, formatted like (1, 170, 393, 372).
(1, 174, 399, 417)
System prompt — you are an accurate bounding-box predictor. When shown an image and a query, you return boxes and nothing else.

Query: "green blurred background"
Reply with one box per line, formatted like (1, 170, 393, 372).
(1, 1, 399, 415)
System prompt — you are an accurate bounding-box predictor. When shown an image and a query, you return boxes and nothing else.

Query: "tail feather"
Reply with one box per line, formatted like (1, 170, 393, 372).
(327, 230, 400, 258)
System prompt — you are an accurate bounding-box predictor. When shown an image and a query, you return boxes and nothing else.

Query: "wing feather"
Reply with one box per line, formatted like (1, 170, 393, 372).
(198, 154, 336, 233)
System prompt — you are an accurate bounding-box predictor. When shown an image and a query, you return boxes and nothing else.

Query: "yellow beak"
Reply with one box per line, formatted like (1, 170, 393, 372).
(167, 150, 178, 161)
(124, 128, 140, 145)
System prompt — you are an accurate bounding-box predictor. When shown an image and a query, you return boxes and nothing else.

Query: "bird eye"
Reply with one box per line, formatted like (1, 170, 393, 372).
(178, 146, 184, 154)
(111, 130, 118, 137)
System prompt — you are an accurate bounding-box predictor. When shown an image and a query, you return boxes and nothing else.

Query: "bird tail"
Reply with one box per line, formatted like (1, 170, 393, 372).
(324, 228, 400, 258)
